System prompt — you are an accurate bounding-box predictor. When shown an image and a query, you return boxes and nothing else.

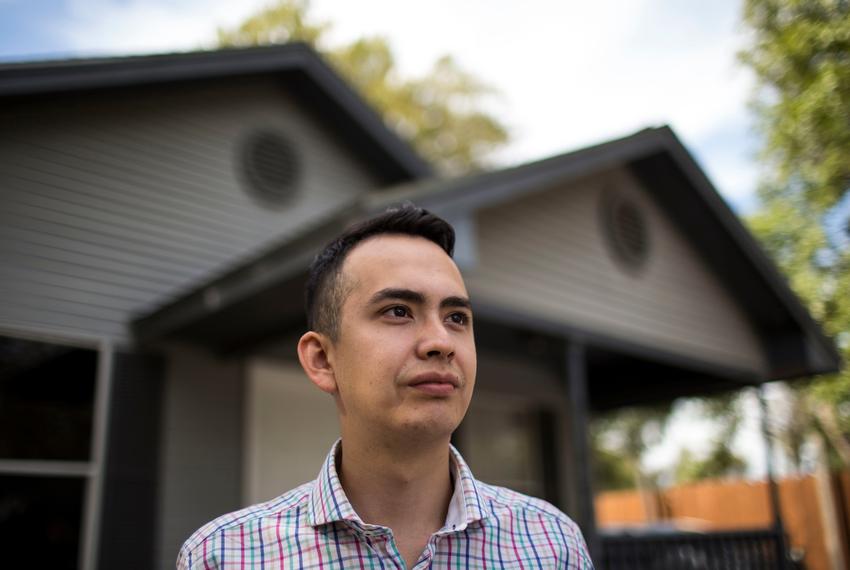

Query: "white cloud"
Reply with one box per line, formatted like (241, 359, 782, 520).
(310, 0, 759, 210)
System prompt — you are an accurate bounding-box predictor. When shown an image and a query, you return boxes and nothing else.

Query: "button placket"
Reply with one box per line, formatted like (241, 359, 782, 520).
(413, 536, 437, 569)
(356, 524, 393, 560)
(382, 532, 408, 569)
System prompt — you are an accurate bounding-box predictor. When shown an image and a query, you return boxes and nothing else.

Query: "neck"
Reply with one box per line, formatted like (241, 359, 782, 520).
(338, 430, 453, 533)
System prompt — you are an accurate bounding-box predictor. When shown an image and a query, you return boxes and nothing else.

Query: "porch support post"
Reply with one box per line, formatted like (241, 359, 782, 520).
(758, 386, 784, 529)
(758, 386, 789, 569)
(565, 339, 599, 561)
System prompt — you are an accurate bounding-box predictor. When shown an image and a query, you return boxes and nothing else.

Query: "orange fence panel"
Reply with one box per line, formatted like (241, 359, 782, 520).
(594, 470, 850, 570)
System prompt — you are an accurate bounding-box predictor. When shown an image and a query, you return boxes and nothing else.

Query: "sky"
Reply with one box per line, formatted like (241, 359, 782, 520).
(0, 0, 778, 478)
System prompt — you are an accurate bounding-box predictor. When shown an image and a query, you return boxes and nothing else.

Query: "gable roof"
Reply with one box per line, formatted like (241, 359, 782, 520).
(0, 44, 431, 185)
(373, 126, 841, 379)
(133, 126, 840, 384)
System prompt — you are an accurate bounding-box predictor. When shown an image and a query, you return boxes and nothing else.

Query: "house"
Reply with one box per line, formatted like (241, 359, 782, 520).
(0, 44, 839, 569)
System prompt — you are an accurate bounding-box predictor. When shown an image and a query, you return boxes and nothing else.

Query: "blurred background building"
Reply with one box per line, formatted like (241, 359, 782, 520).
(0, 42, 840, 569)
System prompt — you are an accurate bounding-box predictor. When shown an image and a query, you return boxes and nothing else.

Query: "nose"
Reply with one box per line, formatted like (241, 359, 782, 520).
(416, 315, 455, 361)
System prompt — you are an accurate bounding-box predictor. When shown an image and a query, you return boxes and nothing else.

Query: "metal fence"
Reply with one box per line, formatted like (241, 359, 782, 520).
(599, 528, 793, 570)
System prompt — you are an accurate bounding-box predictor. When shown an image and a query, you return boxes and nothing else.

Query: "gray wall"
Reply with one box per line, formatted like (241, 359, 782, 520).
(155, 345, 244, 570)
(243, 357, 339, 505)
(463, 166, 768, 375)
(0, 77, 380, 343)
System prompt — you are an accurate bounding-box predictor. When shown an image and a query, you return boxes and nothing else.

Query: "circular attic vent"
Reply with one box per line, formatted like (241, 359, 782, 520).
(600, 189, 651, 272)
(239, 130, 301, 206)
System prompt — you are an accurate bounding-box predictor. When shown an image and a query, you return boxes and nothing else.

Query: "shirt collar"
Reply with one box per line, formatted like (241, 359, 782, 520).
(307, 439, 486, 529)
(446, 442, 486, 529)
(308, 439, 359, 527)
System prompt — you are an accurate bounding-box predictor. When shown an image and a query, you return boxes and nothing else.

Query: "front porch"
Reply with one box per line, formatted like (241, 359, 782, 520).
(135, 280, 799, 567)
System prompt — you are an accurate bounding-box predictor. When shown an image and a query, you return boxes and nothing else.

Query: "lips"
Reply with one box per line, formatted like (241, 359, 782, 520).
(408, 372, 459, 396)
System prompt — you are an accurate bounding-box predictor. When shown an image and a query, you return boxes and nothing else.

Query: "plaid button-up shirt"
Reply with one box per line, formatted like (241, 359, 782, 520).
(178, 441, 594, 569)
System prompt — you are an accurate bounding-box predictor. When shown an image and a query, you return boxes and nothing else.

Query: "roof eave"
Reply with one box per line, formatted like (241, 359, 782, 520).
(132, 201, 363, 347)
(647, 127, 842, 378)
(370, 126, 840, 379)
(0, 44, 432, 183)
(132, 125, 840, 380)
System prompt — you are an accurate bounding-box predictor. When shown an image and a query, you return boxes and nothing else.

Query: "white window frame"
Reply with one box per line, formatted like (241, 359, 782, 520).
(0, 326, 113, 570)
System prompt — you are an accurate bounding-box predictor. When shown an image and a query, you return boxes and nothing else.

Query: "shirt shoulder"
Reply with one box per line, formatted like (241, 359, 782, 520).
(475, 481, 595, 569)
(476, 480, 574, 524)
(176, 481, 313, 569)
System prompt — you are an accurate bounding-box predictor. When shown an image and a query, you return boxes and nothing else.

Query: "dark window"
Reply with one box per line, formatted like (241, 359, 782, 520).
(0, 336, 97, 461)
(0, 475, 86, 569)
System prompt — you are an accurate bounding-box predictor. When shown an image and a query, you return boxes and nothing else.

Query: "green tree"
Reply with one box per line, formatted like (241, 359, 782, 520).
(741, 0, 850, 465)
(770, 384, 814, 473)
(592, 404, 672, 516)
(675, 448, 748, 484)
(674, 393, 749, 483)
(591, 432, 638, 491)
(740, 0, 850, 210)
(217, 0, 508, 174)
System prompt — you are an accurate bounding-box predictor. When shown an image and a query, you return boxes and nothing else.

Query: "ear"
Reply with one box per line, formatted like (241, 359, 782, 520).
(297, 331, 338, 395)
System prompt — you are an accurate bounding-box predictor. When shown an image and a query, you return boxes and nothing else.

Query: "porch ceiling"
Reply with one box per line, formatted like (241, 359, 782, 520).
(585, 347, 755, 411)
(471, 311, 760, 412)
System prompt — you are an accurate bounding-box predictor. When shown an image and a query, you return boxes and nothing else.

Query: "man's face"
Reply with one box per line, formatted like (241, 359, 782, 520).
(326, 234, 476, 444)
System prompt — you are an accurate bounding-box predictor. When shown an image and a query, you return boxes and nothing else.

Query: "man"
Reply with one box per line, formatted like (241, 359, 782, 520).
(178, 204, 594, 569)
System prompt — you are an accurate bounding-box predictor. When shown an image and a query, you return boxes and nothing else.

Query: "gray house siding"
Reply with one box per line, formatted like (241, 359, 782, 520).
(0, 77, 380, 343)
(155, 345, 245, 570)
(463, 166, 769, 376)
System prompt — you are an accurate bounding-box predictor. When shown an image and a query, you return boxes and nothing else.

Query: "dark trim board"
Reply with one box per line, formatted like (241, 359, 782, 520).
(97, 351, 164, 570)
(565, 341, 599, 558)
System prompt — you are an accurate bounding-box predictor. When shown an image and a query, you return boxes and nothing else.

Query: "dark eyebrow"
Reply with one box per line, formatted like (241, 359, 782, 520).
(441, 296, 472, 311)
(368, 288, 426, 306)
(367, 288, 471, 311)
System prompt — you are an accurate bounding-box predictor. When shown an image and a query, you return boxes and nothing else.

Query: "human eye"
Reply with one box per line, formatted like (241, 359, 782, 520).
(382, 305, 412, 320)
(446, 311, 471, 327)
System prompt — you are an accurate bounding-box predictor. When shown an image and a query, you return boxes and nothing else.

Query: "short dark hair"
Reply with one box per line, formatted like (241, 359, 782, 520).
(305, 203, 455, 340)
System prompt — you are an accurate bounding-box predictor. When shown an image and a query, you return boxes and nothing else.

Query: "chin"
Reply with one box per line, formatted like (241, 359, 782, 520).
(395, 413, 460, 441)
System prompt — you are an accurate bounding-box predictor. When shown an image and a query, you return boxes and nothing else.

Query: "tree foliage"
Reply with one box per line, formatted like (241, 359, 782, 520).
(675, 448, 748, 484)
(592, 444, 638, 491)
(741, 0, 850, 210)
(217, 0, 508, 174)
(674, 393, 749, 484)
(741, 0, 850, 466)
(591, 403, 673, 491)
(217, 1, 327, 46)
